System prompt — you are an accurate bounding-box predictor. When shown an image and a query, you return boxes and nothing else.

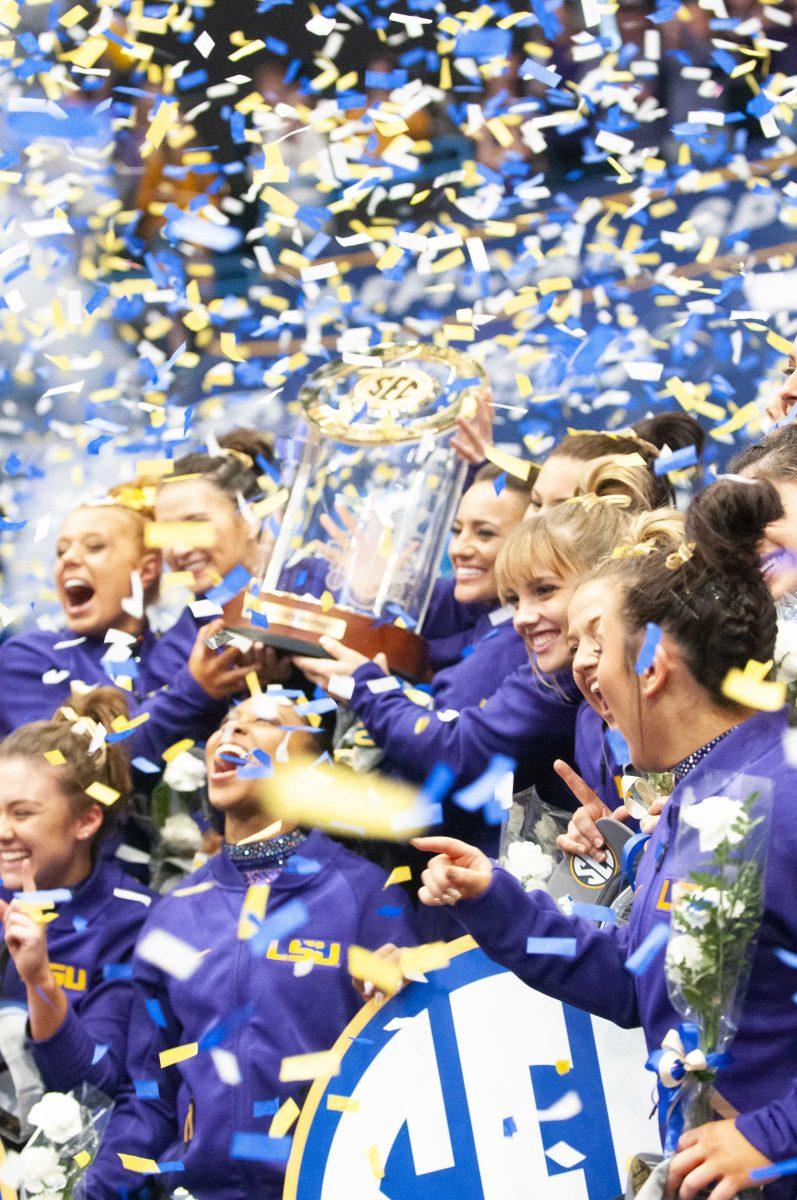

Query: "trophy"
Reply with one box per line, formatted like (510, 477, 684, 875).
(239, 343, 486, 678)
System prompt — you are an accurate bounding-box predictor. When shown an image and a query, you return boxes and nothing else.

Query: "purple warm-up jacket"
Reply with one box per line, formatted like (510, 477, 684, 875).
(349, 658, 582, 853)
(1, 858, 152, 1097)
(86, 830, 417, 1200)
(0, 619, 226, 763)
(452, 708, 797, 1194)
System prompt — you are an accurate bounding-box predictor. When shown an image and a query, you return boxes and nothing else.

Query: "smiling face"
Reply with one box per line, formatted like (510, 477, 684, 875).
(594, 588, 651, 765)
(527, 454, 586, 514)
(205, 697, 318, 818)
(567, 577, 615, 721)
(505, 571, 576, 673)
(0, 758, 102, 891)
(155, 477, 258, 594)
(55, 506, 160, 637)
(449, 481, 528, 605)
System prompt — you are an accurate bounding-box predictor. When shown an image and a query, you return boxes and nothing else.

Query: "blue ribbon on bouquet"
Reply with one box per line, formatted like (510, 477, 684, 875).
(646, 1023, 733, 1154)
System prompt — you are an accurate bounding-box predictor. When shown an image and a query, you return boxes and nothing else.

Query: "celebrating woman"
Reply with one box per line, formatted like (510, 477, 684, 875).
(87, 695, 416, 1200)
(0, 688, 152, 1106)
(413, 478, 797, 1200)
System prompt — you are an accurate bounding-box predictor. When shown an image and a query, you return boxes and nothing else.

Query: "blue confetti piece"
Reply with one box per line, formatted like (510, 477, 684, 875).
(520, 58, 562, 87)
(131, 756, 161, 773)
(198, 1003, 254, 1051)
(72, 916, 88, 932)
(751, 1158, 797, 1184)
(570, 902, 618, 924)
(145, 998, 167, 1029)
(452, 754, 516, 813)
(14, 887, 71, 904)
(157, 1161, 185, 1174)
(526, 937, 577, 957)
(91, 1043, 109, 1065)
(635, 623, 661, 674)
(230, 1133, 292, 1163)
(253, 1099, 280, 1118)
(378, 905, 403, 918)
(297, 697, 338, 716)
(455, 28, 512, 60)
(775, 947, 797, 969)
(605, 726, 631, 767)
(248, 609, 269, 629)
(492, 472, 507, 496)
(503, 1116, 517, 1137)
(206, 564, 251, 606)
(134, 1080, 160, 1099)
(248, 898, 309, 957)
(653, 445, 698, 476)
(283, 854, 321, 876)
(0, 517, 26, 531)
(625, 923, 669, 976)
(103, 963, 134, 981)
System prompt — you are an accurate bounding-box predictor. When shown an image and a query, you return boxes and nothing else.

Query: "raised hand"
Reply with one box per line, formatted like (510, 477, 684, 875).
(411, 836, 493, 905)
(0, 860, 51, 988)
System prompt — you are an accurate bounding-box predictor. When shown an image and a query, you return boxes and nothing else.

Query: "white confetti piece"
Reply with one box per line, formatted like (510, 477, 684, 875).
(137, 928, 204, 979)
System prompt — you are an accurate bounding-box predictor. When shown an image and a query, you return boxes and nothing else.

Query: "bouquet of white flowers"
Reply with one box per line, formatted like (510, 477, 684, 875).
(1, 1089, 110, 1200)
(652, 782, 769, 1154)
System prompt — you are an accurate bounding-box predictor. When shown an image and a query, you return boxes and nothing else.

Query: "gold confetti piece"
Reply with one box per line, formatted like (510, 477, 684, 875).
(696, 236, 719, 264)
(245, 671, 262, 698)
(220, 331, 247, 362)
(607, 156, 633, 184)
(767, 330, 794, 355)
(384, 865, 411, 888)
(555, 1060, 572, 1075)
(368, 1145, 385, 1181)
(401, 942, 451, 975)
(483, 444, 532, 481)
(44, 749, 66, 765)
(279, 1049, 342, 1082)
(327, 1094, 360, 1113)
(136, 458, 174, 478)
(73, 1151, 91, 1168)
(86, 781, 120, 806)
(237, 884, 270, 940)
(159, 1041, 199, 1068)
(118, 1154, 159, 1174)
(162, 739, 195, 763)
(320, 590, 335, 612)
(59, 3, 88, 23)
(143, 100, 178, 153)
(269, 1096, 300, 1138)
(721, 661, 785, 712)
(110, 713, 150, 733)
(145, 521, 217, 549)
(413, 715, 430, 735)
(348, 945, 404, 995)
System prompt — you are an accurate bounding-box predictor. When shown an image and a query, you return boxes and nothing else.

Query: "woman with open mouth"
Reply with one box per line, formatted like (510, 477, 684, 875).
(0, 686, 152, 1114)
(0, 471, 277, 765)
(87, 695, 417, 1200)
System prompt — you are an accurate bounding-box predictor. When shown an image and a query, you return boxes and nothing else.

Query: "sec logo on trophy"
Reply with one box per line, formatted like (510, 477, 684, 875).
(285, 937, 656, 1200)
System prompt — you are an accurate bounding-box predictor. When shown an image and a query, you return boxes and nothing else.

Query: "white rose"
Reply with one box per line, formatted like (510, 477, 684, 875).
(160, 812, 203, 855)
(504, 841, 554, 883)
(163, 751, 206, 793)
(18, 1146, 67, 1194)
(775, 618, 797, 683)
(665, 933, 704, 984)
(28, 1093, 83, 1145)
(682, 795, 747, 854)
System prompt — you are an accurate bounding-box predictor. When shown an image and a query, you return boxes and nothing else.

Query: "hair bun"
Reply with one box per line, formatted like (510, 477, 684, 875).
(632, 412, 705, 457)
(685, 477, 782, 578)
(219, 428, 275, 468)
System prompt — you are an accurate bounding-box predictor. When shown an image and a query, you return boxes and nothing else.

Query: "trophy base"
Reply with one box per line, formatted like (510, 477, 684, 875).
(233, 590, 430, 680)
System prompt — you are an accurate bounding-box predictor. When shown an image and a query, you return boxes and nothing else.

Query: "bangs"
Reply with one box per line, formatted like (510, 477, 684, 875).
(495, 515, 580, 599)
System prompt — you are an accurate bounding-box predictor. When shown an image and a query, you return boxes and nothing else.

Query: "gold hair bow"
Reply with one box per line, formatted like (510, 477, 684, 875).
(611, 541, 654, 559)
(665, 541, 695, 570)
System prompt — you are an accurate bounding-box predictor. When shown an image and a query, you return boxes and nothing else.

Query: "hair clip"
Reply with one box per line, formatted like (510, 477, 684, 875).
(611, 540, 654, 559)
(665, 541, 695, 570)
(567, 491, 631, 512)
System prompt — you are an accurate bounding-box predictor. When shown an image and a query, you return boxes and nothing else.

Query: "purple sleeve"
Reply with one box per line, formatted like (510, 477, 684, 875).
(453, 867, 640, 1028)
(31, 1000, 128, 1098)
(0, 638, 62, 734)
(119, 667, 227, 762)
(350, 661, 574, 787)
(736, 1089, 797, 1164)
(85, 956, 182, 1198)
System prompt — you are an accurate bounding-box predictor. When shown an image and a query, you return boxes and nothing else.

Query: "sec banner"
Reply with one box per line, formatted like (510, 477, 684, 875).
(285, 937, 657, 1200)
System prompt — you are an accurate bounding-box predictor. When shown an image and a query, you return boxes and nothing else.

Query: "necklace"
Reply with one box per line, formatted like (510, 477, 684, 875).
(223, 829, 307, 885)
(670, 729, 733, 782)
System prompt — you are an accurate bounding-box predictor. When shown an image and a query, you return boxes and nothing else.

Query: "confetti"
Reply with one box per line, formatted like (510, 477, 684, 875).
(279, 1049, 342, 1082)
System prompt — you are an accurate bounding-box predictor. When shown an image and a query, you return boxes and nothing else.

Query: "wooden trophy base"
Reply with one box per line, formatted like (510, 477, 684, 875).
(232, 590, 430, 681)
